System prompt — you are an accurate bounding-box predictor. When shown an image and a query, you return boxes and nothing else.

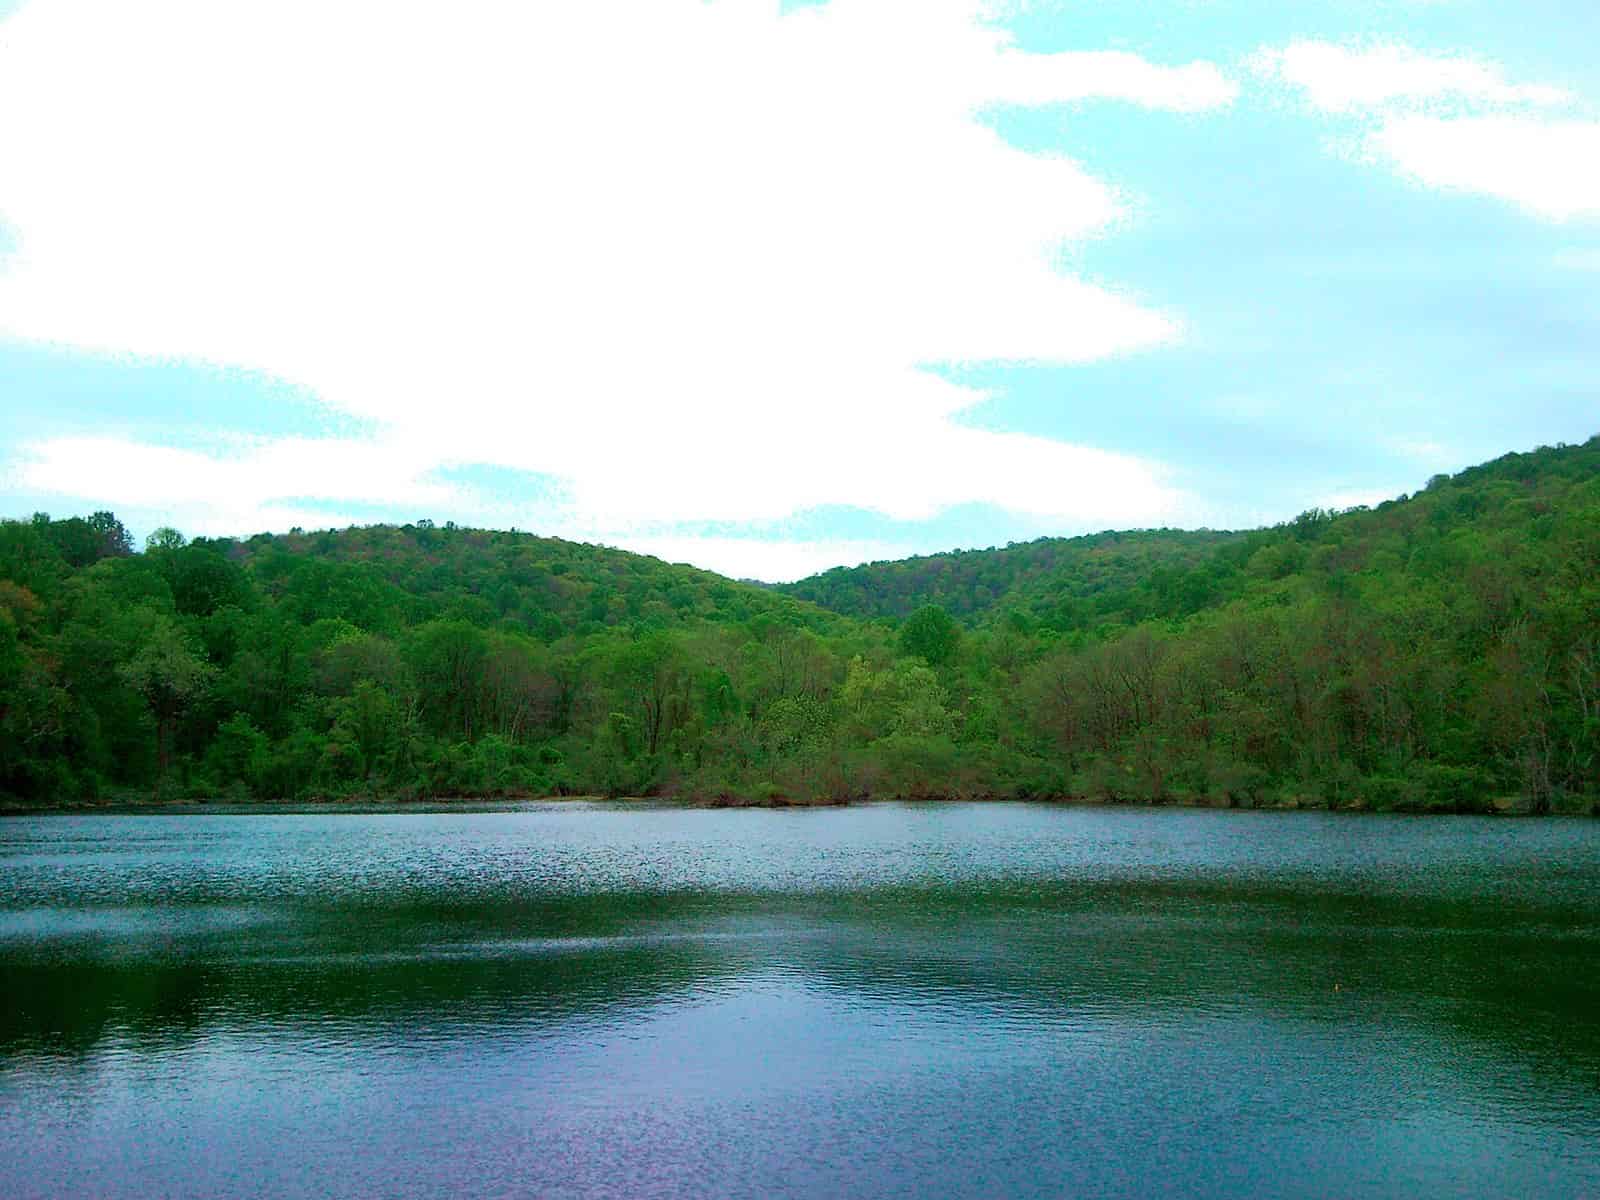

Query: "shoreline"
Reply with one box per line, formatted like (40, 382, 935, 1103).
(3, 792, 1590, 817)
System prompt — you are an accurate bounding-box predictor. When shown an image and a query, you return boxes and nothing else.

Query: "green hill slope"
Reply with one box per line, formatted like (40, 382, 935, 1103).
(229, 521, 833, 638)
(778, 528, 1244, 625)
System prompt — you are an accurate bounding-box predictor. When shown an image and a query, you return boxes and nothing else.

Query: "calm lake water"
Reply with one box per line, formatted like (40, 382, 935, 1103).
(2, 803, 1598, 1199)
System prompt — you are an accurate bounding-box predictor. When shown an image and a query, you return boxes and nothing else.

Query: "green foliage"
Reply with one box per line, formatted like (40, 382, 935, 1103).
(205, 714, 270, 797)
(898, 604, 960, 666)
(779, 528, 1243, 629)
(2, 435, 1598, 810)
(115, 610, 216, 784)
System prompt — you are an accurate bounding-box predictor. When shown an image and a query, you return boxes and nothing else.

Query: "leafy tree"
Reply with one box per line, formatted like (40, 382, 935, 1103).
(898, 604, 960, 667)
(87, 511, 134, 558)
(407, 620, 489, 739)
(145, 527, 188, 553)
(116, 611, 216, 785)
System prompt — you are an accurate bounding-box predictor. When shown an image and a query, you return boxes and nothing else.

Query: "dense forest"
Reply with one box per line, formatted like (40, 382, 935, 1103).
(776, 528, 1245, 624)
(2, 437, 1597, 813)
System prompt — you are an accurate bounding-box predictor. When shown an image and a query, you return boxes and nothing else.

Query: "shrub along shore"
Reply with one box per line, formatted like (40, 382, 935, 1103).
(1, 791, 1572, 816)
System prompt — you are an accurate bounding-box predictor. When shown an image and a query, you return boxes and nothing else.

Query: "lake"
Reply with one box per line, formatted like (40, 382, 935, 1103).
(2, 803, 1598, 1199)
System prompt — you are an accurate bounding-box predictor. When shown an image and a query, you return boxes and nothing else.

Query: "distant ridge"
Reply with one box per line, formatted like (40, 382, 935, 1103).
(777, 528, 1244, 624)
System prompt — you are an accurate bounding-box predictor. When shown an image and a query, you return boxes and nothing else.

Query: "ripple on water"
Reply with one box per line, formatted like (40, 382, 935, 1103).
(1, 804, 1598, 1199)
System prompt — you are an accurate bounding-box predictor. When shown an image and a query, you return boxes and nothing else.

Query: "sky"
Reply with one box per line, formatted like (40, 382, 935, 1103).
(0, 0, 1596, 582)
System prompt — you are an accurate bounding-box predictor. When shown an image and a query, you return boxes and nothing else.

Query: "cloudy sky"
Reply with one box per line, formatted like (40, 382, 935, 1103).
(1, 0, 1596, 581)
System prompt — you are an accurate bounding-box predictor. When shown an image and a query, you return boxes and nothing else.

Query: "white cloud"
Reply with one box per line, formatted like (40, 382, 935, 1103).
(1369, 117, 1600, 221)
(13, 434, 462, 536)
(987, 48, 1237, 112)
(1253, 40, 1597, 224)
(1318, 488, 1399, 512)
(1252, 40, 1570, 114)
(0, 0, 1233, 575)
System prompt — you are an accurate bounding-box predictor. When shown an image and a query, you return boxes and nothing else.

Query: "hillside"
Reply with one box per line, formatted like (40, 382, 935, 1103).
(778, 529, 1245, 625)
(228, 522, 833, 638)
(2, 434, 1597, 813)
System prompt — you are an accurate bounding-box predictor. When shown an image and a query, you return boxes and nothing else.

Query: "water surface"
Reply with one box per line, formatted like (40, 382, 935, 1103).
(3, 804, 1598, 1198)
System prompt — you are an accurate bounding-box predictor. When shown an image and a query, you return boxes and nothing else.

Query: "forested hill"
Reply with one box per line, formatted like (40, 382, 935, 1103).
(1, 435, 1597, 814)
(226, 522, 833, 637)
(778, 529, 1244, 624)
(785, 438, 1600, 638)
(0, 517, 822, 641)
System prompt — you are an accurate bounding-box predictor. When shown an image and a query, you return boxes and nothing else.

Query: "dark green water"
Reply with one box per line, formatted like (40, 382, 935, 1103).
(2, 804, 1598, 1199)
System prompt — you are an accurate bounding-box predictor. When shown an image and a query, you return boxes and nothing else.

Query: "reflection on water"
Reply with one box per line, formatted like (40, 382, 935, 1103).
(2, 805, 1598, 1199)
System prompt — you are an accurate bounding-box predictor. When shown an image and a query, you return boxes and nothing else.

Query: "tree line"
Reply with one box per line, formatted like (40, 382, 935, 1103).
(2, 437, 1596, 812)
